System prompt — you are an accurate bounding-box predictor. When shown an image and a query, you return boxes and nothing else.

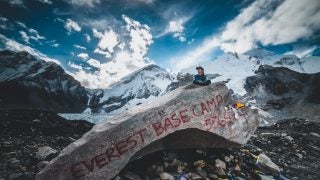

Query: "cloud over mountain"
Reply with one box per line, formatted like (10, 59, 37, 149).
(69, 15, 153, 89)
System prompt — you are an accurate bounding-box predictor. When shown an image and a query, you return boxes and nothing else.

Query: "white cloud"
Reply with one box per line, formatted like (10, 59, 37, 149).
(94, 48, 111, 58)
(133, 0, 156, 4)
(64, 19, 81, 32)
(220, 0, 320, 53)
(35, 0, 53, 4)
(19, 27, 45, 44)
(178, 36, 186, 42)
(285, 46, 318, 58)
(7, 0, 25, 7)
(123, 15, 153, 61)
(87, 58, 101, 68)
(77, 53, 89, 60)
(0, 16, 8, 22)
(84, 19, 110, 30)
(92, 28, 103, 38)
(28, 28, 45, 41)
(16, 21, 27, 29)
(92, 28, 119, 58)
(19, 31, 29, 44)
(68, 0, 100, 7)
(68, 61, 83, 70)
(54, 17, 65, 23)
(94, 29, 119, 53)
(16, 22, 45, 44)
(157, 17, 189, 42)
(0, 34, 61, 65)
(74, 44, 86, 50)
(0, 16, 9, 30)
(51, 43, 59, 47)
(168, 20, 184, 34)
(84, 34, 91, 42)
(70, 15, 153, 89)
(169, 0, 320, 71)
(170, 37, 220, 71)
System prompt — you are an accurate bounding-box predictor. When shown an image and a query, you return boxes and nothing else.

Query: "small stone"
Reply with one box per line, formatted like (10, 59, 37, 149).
(284, 136, 294, 142)
(8, 158, 20, 169)
(176, 165, 185, 173)
(7, 152, 17, 158)
(256, 154, 280, 176)
(215, 159, 226, 170)
(177, 174, 188, 180)
(20, 166, 27, 171)
(193, 160, 206, 168)
(208, 173, 218, 179)
(155, 165, 164, 174)
(37, 161, 50, 171)
(215, 166, 226, 176)
(123, 171, 142, 180)
(160, 172, 174, 180)
(258, 174, 275, 180)
(234, 164, 241, 171)
(295, 153, 303, 159)
(190, 173, 202, 180)
(196, 149, 206, 155)
(310, 132, 320, 138)
(167, 152, 178, 160)
(36, 146, 58, 161)
(8, 173, 23, 180)
(33, 119, 41, 123)
(168, 159, 180, 167)
(196, 167, 207, 178)
(224, 156, 231, 163)
(235, 177, 245, 180)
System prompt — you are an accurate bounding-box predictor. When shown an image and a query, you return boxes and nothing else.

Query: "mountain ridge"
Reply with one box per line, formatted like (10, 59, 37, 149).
(0, 50, 88, 113)
(1, 49, 320, 125)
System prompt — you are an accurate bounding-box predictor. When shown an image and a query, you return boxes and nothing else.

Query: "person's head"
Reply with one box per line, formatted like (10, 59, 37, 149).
(196, 66, 204, 75)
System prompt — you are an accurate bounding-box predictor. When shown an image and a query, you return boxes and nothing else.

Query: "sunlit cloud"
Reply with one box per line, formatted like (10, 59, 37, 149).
(64, 19, 81, 33)
(69, 15, 153, 89)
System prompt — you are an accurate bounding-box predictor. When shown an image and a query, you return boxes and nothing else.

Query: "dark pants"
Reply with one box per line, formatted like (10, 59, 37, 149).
(193, 80, 211, 86)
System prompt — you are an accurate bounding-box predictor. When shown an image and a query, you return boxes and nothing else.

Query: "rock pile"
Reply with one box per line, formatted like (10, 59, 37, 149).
(0, 109, 93, 180)
(114, 146, 283, 180)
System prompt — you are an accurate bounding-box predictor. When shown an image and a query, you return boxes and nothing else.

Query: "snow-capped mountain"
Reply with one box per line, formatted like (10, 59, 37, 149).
(178, 49, 320, 126)
(85, 64, 174, 115)
(0, 50, 88, 112)
(181, 49, 320, 96)
(2, 49, 319, 125)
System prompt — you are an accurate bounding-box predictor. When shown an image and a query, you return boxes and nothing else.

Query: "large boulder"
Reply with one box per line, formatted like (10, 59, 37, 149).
(36, 83, 259, 180)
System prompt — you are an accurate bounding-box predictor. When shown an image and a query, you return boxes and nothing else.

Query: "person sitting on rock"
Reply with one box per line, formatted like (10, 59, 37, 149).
(193, 66, 211, 86)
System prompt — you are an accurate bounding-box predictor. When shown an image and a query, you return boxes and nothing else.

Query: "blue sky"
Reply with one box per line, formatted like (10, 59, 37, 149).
(0, 0, 319, 88)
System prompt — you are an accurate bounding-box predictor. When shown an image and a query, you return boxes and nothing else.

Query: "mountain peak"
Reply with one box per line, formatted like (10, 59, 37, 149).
(0, 50, 88, 112)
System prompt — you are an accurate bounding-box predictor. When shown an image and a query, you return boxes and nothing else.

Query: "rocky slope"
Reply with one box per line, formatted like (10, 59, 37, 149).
(0, 109, 93, 180)
(0, 50, 88, 113)
(244, 65, 320, 125)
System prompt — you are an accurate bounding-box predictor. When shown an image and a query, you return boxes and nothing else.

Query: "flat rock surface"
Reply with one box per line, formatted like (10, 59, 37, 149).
(36, 83, 259, 180)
